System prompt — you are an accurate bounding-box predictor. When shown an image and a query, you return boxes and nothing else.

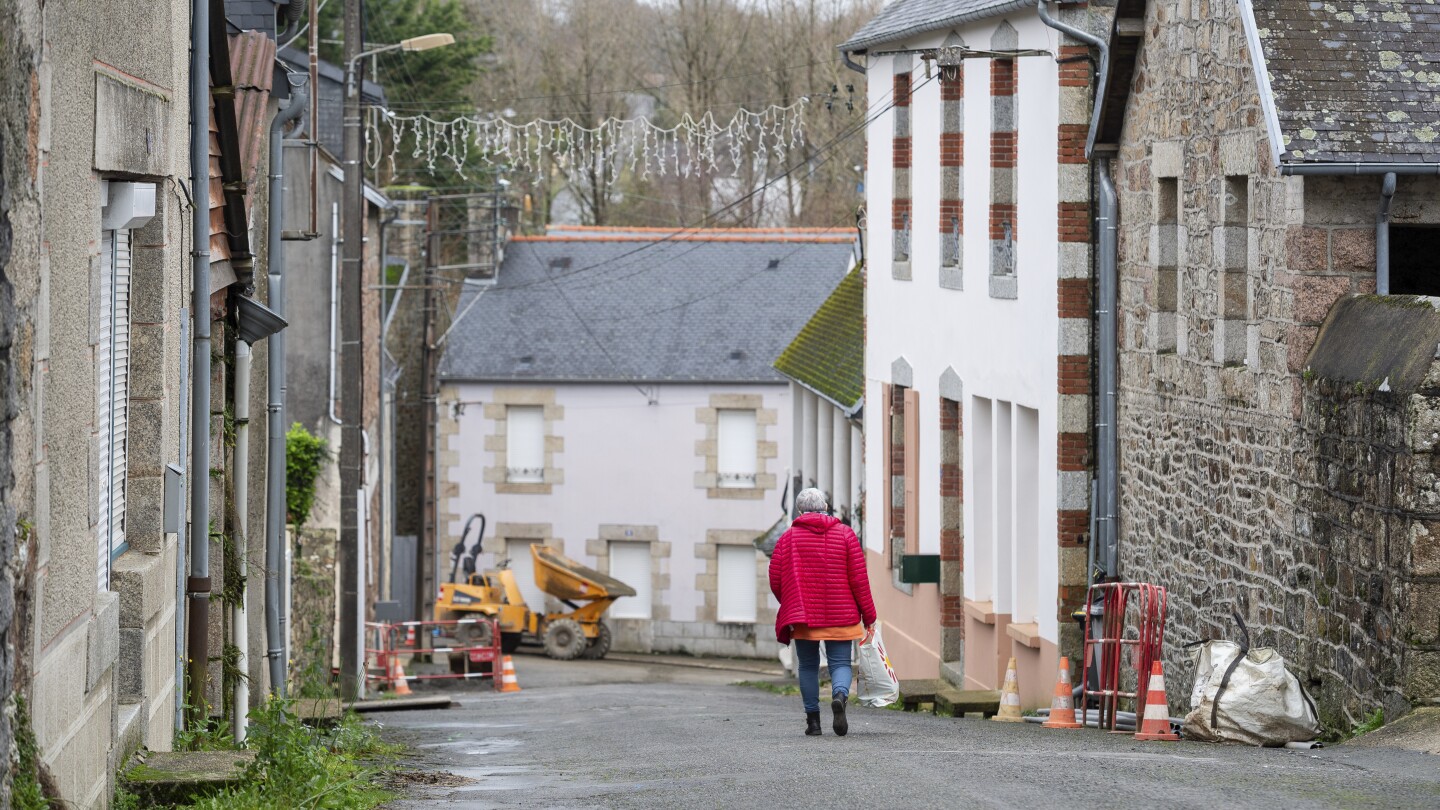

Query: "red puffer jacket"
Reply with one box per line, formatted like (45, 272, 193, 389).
(768, 512, 877, 644)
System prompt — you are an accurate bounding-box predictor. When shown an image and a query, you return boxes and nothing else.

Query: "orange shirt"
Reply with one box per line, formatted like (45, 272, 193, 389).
(790, 622, 864, 641)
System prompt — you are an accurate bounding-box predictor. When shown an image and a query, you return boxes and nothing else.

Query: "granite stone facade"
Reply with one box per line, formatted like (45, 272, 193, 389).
(1113, 0, 1440, 729)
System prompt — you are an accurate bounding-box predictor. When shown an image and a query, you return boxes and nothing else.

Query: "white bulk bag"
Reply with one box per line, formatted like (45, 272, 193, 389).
(1183, 640, 1321, 746)
(856, 622, 900, 708)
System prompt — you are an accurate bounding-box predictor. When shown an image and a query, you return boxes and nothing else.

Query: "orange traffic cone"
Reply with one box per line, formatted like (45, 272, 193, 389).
(992, 657, 1023, 722)
(392, 661, 413, 696)
(1042, 657, 1083, 729)
(497, 655, 522, 693)
(1134, 661, 1179, 741)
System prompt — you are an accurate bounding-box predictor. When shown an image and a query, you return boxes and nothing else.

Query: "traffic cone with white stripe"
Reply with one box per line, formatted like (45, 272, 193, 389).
(1042, 657, 1082, 729)
(992, 657, 1023, 722)
(497, 655, 522, 693)
(1134, 661, 1179, 741)
(392, 661, 413, 696)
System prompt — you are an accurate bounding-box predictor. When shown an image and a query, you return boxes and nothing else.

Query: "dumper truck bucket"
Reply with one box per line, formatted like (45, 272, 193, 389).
(532, 544, 637, 601)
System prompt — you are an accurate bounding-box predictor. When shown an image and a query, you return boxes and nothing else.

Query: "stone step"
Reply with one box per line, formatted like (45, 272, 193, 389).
(935, 688, 1001, 718)
(120, 750, 256, 806)
(898, 679, 946, 711)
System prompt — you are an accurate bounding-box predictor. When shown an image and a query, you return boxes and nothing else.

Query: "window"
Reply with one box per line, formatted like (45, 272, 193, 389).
(971, 397, 994, 602)
(506, 405, 545, 483)
(506, 538, 547, 612)
(1389, 227, 1440, 295)
(892, 55, 913, 277)
(716, 409, 757, 488)
(1012, 406, 1039, 624)
(716, 545, 757, 623)
(609, 541, 652, 619)
(988, 22, 1019, 299)
(98, 228, 133, 589)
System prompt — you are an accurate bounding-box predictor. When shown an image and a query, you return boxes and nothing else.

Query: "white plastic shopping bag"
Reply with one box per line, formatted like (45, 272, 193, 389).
(856, 621, 900, 708)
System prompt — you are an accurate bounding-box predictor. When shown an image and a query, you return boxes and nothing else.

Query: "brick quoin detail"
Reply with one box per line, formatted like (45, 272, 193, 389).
(940, 132, 964, 167)
(939, 200, 963, 231)
(894, 73, 912, 107)
(991, 58, 1015, 96)
(1058, 124, 1088, 164)
(1058, 278, 1091, 318)
(1058, 201, 1090, 242)
(1058, 430, 1089, 470)
(940, 69, 963, 101)
(892, 197, 912, 230)
(1058, 355, 1090, 395)
(989, 204, 1017, 239)
(889, 385, 906, 536)
(990, 132, 1017, 168)
(892, 136, 912, 169)
(1058, 509, 1088, 548)
(1058, 46, 1091, 87)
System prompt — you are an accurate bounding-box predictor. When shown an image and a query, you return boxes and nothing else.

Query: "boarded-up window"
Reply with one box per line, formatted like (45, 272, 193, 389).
(609, 541, 652, 619)
(717, 409, 757, 488)
(717, 545, 758, 623)
(506, 405, 545, 483)
(98, 228, 132, 590)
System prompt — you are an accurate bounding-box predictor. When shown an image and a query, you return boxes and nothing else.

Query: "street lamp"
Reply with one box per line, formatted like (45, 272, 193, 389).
(337, 22, 454, 701)
(345, 33, 456, 98)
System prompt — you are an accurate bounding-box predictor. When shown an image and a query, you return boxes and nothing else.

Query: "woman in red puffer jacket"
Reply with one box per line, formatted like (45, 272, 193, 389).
(769, 487, 877, 737)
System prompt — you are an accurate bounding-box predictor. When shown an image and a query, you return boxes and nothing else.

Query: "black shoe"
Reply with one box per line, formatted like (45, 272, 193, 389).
(805, 711, 822, 736)
(832, 696, 849, 736)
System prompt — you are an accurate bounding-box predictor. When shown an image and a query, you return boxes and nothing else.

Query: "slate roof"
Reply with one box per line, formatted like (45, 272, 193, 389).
(437, 230, 857, 384)
(1247, 1, 1440, 164)
(840, 0, 1033, 52)
(773, 267, 864, 411)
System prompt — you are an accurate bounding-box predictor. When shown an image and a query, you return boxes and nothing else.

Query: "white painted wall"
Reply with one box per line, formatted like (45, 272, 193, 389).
(861, 15, 1065, 644)
(442, 382, 790, 628)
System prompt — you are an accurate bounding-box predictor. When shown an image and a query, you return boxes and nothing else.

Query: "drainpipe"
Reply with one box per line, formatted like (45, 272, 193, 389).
(1037, 0, 1117, 577)
(186, 0, 213, 727)
(232, 342, 251, 741)
(327, 202, 342, 425)
(1377, 172, 1396, 296)
(841, 50, 866, 75)
(266, 82, 309, 698)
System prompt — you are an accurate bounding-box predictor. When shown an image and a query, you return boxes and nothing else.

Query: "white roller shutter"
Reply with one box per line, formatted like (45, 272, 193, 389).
(506, 405, 545, 483)
(608, 541, 652, 619)
(717, 409, 757, 488)
(716, 545, 757, 623)
(97, 229, 132, 590)
(506, 538, 546, 613)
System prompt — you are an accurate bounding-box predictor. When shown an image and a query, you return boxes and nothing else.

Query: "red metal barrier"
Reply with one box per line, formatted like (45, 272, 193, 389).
(363, 617, 503, 691)
(1080, 583, 1167, 731)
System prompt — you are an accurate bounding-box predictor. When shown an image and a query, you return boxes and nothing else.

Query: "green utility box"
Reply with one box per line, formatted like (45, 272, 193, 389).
(899, 554, 941, 584)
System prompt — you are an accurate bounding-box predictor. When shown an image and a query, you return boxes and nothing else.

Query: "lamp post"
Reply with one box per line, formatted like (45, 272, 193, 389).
(339, 2, 454, 699)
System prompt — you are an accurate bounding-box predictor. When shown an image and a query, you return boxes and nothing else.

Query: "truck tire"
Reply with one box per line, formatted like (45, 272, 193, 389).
(542, 618, 587, 660)
(580, 622, 612, 660)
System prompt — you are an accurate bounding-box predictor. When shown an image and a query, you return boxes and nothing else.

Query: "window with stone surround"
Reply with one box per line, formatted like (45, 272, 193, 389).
(892, 55, 913, 277)
(586, 525, 671, 624)
(696, 394, 777, 499)
(939, 35, 965, 290)
(1216, 175, 1253, 367)
(1154, 177, 1180, 353)
(482, 389, 563, 494)
(696, 530, 772, 626)
(883, 381, 919, 591)
(988, 22, 1018, 300)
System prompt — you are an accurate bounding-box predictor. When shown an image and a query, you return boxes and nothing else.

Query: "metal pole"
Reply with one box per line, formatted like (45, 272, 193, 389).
(266, 81, 307, 698)
(419, 199, 438, 621)
(232, 342, 251, 741)
(339, 0, 364, 701)
(186, 0, 213, 728)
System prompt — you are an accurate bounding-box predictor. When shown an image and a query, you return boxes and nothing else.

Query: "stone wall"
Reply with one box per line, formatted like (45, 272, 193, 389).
(1114, 0, 1440, 729)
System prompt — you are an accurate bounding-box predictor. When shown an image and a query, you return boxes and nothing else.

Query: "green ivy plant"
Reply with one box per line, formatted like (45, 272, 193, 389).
(286, 423, 330, 528)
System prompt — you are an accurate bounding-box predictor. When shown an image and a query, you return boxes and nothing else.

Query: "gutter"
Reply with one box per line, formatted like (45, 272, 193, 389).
(1278, 163, 1414, 297)
(1037, 0, 1118, 579)
(186, 0, 212, 729)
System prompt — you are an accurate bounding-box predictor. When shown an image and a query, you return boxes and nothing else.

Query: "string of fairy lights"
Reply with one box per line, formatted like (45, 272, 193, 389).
(365, 100, 810, 183)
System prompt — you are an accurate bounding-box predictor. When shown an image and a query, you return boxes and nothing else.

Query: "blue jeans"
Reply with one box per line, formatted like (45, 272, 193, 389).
(795, 639, 854, 713)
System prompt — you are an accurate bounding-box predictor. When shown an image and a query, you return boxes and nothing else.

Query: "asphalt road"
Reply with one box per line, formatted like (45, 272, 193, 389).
(373, 650, 1440, 809)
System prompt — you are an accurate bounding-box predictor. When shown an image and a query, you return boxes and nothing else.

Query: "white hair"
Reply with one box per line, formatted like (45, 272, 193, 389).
(796, 488, 829, 514)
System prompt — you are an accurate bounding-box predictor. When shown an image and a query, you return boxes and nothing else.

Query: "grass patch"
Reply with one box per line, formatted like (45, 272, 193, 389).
(124, 699, 400, 809)
(13, 696, 51, 810)
(1351, 708, 1385, 738)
